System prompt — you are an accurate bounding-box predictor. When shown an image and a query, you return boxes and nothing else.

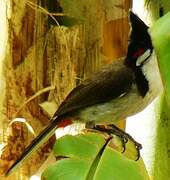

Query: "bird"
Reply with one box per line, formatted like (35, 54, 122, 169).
(5, 11, 163, 176)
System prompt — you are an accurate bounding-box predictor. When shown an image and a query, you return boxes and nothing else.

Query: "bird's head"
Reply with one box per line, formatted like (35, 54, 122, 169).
(125, 11, 153, 69)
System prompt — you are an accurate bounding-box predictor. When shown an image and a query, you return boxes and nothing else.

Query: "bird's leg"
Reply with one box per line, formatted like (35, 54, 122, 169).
(87, 123, 142, 161)
(109, 124, 142, 160)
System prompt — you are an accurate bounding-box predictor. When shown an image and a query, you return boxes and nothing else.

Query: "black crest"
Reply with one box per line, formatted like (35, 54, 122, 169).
(129, 11, 152, 50)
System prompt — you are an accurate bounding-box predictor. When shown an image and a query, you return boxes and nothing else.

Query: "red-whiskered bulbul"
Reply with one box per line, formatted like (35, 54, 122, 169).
(5, 11, 163, 175)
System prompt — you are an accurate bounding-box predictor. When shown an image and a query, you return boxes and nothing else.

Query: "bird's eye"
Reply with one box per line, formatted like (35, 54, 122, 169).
(136, 49, 151, 66)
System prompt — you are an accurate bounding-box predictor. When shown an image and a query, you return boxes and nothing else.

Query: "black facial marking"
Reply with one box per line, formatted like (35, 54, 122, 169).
(129, 11, 152, 47)
(135, 69, 149, 97)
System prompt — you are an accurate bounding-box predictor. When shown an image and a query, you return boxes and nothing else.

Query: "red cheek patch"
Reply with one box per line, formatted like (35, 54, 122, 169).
(58, 119, 73, 128)
(132, 48, 145, 58)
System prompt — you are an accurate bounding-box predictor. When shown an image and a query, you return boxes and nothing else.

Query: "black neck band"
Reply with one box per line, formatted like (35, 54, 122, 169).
(135, 68, 149, 97)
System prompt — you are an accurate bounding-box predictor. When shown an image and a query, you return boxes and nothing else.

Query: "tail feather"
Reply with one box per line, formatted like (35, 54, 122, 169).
(5, 116, 62, 176)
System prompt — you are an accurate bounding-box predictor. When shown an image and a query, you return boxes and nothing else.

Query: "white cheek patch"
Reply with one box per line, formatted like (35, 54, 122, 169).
(136, 49, 151, 66)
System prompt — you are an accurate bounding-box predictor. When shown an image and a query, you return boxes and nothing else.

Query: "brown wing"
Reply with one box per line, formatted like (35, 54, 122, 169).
(54, 59, 134, 117)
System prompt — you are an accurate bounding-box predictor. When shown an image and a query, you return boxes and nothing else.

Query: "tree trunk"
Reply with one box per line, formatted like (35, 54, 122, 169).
(0, 0, 131, 178)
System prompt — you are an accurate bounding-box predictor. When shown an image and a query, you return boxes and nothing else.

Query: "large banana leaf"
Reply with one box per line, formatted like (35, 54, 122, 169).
(42, 132, 150, 180)
(150, 12, 170, 180)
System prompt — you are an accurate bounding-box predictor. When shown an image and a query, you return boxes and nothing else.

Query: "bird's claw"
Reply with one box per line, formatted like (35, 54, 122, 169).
(90, 124, 142, 161)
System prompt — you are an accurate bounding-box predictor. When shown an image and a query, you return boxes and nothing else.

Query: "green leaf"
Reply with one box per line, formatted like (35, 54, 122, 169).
(53, 133, 106, 159)
(93, 147, 144, 180)
(41, 159, 90, 180)
(153, 96, 170, 180)
(150, 12, 170, 102)
(42, 132, 150, 180)
(150, 12, 170, 180)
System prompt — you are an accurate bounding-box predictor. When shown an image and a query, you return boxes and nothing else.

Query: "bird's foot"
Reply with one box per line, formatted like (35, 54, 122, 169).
(89, 124, 142, 161)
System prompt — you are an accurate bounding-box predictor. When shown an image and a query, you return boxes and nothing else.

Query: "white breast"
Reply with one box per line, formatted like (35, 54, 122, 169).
(142, 50, 163, 99)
